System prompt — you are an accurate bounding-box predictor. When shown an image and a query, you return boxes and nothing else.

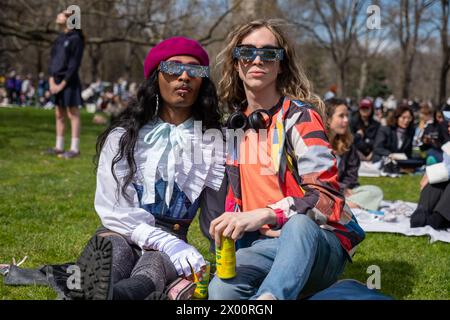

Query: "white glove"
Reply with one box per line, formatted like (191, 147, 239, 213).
(162, 238, 206, 278)
(131, 223, 205, 277)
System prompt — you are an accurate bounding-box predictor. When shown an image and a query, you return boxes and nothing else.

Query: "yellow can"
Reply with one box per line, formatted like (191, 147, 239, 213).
(193, 261, 211, 299)
(215, 235, 236, 279)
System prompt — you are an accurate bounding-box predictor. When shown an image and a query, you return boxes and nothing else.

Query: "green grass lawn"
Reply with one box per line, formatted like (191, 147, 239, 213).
(0, 107, 449, 300)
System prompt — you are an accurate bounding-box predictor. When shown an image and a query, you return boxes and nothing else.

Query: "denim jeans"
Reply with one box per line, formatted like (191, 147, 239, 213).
(208, 214, 348, 300)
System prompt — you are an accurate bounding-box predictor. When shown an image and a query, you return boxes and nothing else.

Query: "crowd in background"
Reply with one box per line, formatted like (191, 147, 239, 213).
(1, 71, 450, 166)
(0, 70, 136, 117)
(324, 94, 450, 231)
(324, 88, 450, 176)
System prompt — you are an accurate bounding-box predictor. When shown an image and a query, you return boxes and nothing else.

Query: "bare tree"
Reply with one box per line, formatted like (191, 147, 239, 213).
(231, 0, 282, 22)
(388, 0, 437, 99)
(287, 0, 367, 97)
(0, 0, 241, 82)
(437, 0, 450, 105)
(355, 1, 391, 100)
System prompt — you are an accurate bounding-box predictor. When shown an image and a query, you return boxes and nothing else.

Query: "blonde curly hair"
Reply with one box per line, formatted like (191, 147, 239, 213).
(216, 19, 325, 118)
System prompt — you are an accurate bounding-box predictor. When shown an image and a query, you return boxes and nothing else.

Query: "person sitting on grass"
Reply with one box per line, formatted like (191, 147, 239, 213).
(420, 104, 450, 165)
(325, 98, 383, 211)
(411, 130, 450, 229)
(414, 103, 434, 150)
(207, 19, 365, 300)
(350, 98, 380, 162)
(373, 104, 426, 175)
(373, 104, 416, 163)
(70, 37, 225, 300)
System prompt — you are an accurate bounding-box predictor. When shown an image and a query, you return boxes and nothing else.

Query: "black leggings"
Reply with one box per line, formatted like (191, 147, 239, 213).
(411, 181, 450, 230)
(97, 230, 178, 300)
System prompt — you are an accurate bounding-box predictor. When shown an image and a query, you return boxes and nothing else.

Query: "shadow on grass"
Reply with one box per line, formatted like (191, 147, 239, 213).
(342, 259, 416, 300)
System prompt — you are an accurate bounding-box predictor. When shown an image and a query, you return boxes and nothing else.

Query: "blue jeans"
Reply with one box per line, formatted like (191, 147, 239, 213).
(208, 214, 347, 300)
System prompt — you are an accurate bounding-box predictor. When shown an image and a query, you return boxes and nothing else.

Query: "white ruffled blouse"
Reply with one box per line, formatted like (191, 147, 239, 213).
(94, 117, 225, 248)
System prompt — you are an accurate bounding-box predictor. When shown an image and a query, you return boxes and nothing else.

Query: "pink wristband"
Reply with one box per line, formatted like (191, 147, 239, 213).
(268, 208, 288, 228)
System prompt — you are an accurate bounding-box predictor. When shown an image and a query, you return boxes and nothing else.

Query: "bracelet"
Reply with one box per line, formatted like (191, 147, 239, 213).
(267, 208, 288, 228)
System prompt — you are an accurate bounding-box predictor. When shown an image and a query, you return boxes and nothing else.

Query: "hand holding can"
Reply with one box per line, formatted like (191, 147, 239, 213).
(215, 235, 236, 279)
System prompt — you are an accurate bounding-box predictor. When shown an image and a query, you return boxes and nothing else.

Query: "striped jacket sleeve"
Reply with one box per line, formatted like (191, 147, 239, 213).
(267, 107, 345, 225)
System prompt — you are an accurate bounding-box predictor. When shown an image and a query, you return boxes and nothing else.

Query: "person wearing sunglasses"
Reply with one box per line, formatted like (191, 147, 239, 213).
(70, 37, 225, 300)
(207, 19, 364, 300)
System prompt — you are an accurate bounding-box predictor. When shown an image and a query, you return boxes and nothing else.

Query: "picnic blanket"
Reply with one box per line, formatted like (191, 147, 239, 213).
(353, 200, 450, 243)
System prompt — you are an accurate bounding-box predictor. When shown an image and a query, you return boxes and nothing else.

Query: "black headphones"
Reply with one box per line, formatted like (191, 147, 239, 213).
(226, 98, 283, 130)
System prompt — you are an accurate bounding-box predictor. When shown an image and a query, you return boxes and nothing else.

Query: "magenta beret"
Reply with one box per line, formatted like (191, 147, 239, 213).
(143, 36, 209, 79)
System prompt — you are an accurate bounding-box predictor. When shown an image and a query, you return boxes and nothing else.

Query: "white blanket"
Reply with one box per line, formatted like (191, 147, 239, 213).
(352, 201, 450, 243)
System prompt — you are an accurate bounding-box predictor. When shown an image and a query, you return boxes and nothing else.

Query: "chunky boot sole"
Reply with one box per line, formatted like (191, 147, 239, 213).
(70, 235, 113, 300)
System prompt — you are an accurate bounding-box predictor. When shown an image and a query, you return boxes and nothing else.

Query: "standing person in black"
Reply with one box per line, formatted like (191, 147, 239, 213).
(350, 98, 381, 161)
(6, 70, 17, 105)
(373, 104, 416, 163)
(46, 9, 84, 159)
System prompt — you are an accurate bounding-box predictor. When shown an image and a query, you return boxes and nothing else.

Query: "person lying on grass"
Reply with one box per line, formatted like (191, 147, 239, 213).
(70, 37, 225, 300)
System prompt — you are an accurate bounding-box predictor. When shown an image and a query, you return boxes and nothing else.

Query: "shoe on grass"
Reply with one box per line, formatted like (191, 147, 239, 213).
(69, 235, 113, 300)
(58, 150, 80, 159)
(44, 147, 64, 155)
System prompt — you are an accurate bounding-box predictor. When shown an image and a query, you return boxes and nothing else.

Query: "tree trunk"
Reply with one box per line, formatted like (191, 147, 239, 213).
(439, 58, 450, 105)
(401, 54, 413, 99)
(123, 42, 132, 80)
(357, 59, 368, 101)
(338, 61, 347, 97)
(357, 32, 369, 101)
(36, 47, 43, 74)
(439, 0, 449, 106)
(89, 44, 101, 82)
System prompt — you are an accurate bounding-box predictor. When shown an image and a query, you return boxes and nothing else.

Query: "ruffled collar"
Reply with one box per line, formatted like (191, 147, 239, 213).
(140, 117, 225, 206)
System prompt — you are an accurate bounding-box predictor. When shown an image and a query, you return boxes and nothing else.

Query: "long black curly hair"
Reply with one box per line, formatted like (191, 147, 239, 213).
(94, 69, 222, 202)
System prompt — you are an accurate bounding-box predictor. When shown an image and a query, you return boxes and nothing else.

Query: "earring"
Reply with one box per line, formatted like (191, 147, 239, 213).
(154, 94, 159, 118)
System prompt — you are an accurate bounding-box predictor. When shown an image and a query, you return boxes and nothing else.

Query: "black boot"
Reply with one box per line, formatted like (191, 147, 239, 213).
(69, 235, 113, 300)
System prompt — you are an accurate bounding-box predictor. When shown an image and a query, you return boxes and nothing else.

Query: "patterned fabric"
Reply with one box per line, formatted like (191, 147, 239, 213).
(239, 118, 285, 212)
(134, 180, 200, 221)
(225, 97, 365, 258)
